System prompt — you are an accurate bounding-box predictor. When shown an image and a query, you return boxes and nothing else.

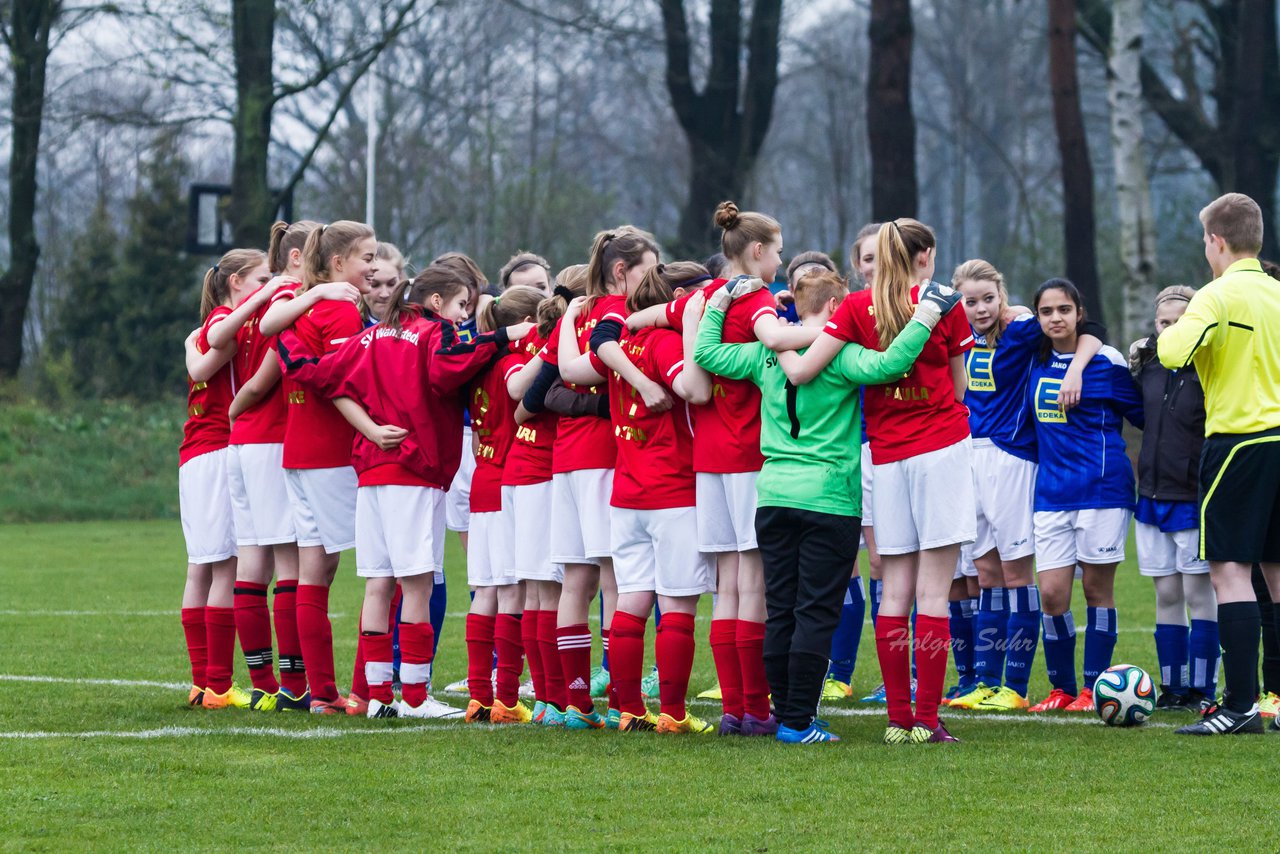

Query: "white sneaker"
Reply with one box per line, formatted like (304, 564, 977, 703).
(367, 698, 399, 719)
(398, 695, 465, 719)
(519, 678, 535, 699)
(442, 677, 470, 694)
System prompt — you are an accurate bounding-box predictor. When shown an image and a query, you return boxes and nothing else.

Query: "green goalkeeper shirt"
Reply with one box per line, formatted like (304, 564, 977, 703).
(694, 307, 931, 517)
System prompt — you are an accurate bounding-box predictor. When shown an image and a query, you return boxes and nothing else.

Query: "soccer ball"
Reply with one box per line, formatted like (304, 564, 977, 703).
(1093, 664, 1156, 727)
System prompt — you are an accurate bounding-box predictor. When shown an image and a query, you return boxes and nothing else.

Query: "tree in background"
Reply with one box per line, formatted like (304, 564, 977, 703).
(867, 0, 917, 221)
(52, 198, 121, 399)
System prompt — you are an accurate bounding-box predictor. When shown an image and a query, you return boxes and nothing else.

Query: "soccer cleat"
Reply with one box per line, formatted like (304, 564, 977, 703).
(589, 666, 611, 699)
(740, 712, 779, 737)
(491, 700, 533, 724)
(276, 687, 311, 712)
(539, 705, 566, 727)
(948, 682, 995, 710)
(718, 713, 742, 736)
(400, 696, 465, 719)
(1175, 703, 1264, 735)
(1271, 716, 1280, 733)
(309, 695, 347, 715)
(1186, 689, 1217, 715)
(1155, 689, 1194, 712)
(249, 689, 278, 712)
(777, 719, 841, 744)
(696, 681, 723, 701)
(605, 708, 622, 730)
(1257, 691, 1280, 718)
(345, 694, 370, 717)
(519, 679, 536, 700)
(656, 711, 715, 734)
(820, 677, 853, 701)
(202, 684, 251, 710)
(925, 720, 961, 743)
(465, 700, 492, 723)
(532, 700, 546, 722)
(187, 686, 204, 707)
(442, 676, 469, 694)
(619, 710, 660, 732)
(860, 682, 888, 704)
(975, 686, 1029, 712)
(1028, 688, 1076, 713)
(367, 698, 399, 719)
(883, 724, 914, 745)
(641, 667, 661, 699)
(564, 705, 606, 730)
(907, 724, 933, 744)
(1063, 688, 1095, 712)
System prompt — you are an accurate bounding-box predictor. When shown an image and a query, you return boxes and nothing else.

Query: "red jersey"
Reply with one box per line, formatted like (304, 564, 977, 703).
(825, 285, 974, 464)
(179, 306, 235, 465)
(608, 327, 695, 510)
(229, 284, 292, 445)
(666, 279, 776, 474)
(279, 298, 363, 469)
(469, 350, 522, 513)
(278, 311, 511, 488)
(503, 332, 557, 486)
(544, 294, 626, 474)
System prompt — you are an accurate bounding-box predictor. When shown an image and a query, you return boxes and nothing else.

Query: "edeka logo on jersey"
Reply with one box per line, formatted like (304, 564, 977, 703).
(966, 348, 996, 392)
(1034, 378, 1065, 423)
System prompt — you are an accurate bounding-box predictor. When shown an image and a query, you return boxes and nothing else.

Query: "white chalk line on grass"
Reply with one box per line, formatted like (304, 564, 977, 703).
(0, 722, 499, 740)
(0, 610, 348, 618)
(0, 674, 189, 690)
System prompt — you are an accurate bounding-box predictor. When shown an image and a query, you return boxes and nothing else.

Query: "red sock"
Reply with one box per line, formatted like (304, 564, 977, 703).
(466, 613, 496, 706)
(181, 607, 207, 688)
(522, 608, 545, 703)
(399, 621, 434, 708)
(709, 618, 743, 718)
(608, 611, 648, 716)
(656, 612, 696, 720)
(273, 583, 307, 696)
(538, 610, 567, 710)
(494, 613, 525, 707)
(736, 620, 770, 719)
(234, 582, 279, 693)
(296, 584, 339, 702)
(875, 614, 915, 728)
(204, 606, 236, 694)
(557, 622, 594, 711)
(602, 627, 617, 711)
(350, 611, 369, 701)
(913, 614, 950, 729)
(359, 631, 394, 705)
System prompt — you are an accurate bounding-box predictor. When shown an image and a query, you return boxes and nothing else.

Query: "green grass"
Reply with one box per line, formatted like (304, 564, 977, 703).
(1, 520, 1276, 851)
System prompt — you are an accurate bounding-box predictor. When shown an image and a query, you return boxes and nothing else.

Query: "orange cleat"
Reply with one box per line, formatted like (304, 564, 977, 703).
(1063, 687, 1095, 712)
(490, 700, 532, 724)
(345, 694, 369, 716)
(465, 699, 492, 723)
(309, 694, 347, 715)
(1028, 688, 1076, 713)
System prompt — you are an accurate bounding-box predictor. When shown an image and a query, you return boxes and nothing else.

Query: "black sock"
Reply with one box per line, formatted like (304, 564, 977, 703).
(762, 652, 790, 721)
(1218, 601, 1261, 713)
(1254, 567, 1280, 695)
(783, 651, 829, 730)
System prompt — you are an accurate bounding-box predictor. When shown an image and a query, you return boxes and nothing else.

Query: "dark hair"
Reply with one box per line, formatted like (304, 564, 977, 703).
(703, 252, 730, 279)
(1033, 277, 1087, 362)
(381, 264, 471, 332)
(1261, 259, 1280, 281)
(431, 252, 489, 297)
(537, 264, 588, 338)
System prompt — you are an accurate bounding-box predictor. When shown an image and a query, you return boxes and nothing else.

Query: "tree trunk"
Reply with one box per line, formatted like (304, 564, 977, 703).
(0, 1, 60, 379)
(1229, 0, 1280, 260)
(1108, 0, 1156, 344)
(1048, 0, 1104, 327)
(227, 0, 276, 249)
(867, 0, 917, 221)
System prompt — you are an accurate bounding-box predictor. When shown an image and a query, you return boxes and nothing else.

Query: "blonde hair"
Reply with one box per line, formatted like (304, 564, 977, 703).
(478, 285, 543, 334)
(1199, 193, 1263, 255)
(952, 258, 1010, 345)
(873, 218, 935, 348)
(714, 200, 780, 262)
(1155, 284, 1196, 308)
(200, 248, 266, 320)
(267, 220, 321, 275)
(375, 242, 405, 276)
(300, 220, 375, 292)
(793, 271, 848, 317)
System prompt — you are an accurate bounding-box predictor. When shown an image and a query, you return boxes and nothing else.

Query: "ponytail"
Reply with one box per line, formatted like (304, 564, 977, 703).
(381, 264, 470, 333)
(479, 285, 542, 333)
(873, 218, 935, 348)
(584, 225, 660, 312)
(300, 219, 374, 292)
(627, 261, 709, 314)
(267, 219, 320, 275)
(199, 248, 267, 320)
(537, 264, 587, 337)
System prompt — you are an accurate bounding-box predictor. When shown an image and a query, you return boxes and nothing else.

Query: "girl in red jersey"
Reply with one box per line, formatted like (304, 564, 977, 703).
(605, 262, 718, 734)
(462, 286, 545, 724)
(179, 249, 271, 709)
(778, 219, 976, 744)
(278, 265, 534, 718)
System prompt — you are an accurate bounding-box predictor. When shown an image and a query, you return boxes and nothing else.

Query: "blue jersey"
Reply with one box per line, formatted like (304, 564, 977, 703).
(1027, 346, 1144, 512)
(965, 313, 1040, 463)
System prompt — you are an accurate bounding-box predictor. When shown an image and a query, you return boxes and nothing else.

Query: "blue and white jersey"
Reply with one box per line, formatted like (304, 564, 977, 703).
(1027, 346, 1144, 512)
(965, 312, 1041, 463)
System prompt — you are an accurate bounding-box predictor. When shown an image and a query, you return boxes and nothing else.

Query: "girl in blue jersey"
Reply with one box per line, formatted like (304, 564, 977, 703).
(1025, 279, 1143, 713)
(947, 261, 1101, 712)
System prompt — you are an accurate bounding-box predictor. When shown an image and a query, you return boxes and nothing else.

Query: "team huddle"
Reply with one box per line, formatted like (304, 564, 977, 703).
(176, 193, 1280, 744)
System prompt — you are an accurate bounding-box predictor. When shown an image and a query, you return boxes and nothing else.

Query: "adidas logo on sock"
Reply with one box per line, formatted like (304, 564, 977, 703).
(569, 677, 588, 691)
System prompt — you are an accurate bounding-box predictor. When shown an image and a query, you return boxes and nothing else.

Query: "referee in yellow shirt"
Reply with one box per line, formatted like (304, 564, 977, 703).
(1158, 192, 1280, 735)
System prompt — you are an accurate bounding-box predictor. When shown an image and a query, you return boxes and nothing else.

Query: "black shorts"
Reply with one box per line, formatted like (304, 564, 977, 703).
(1198, 427, 1280, 563)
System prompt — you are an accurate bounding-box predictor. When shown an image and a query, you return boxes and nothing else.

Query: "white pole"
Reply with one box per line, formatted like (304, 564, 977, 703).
(365, 62, 378, 227)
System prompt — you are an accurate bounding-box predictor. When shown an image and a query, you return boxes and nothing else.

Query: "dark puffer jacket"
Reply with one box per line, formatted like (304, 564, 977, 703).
(1131, 335, 1206, 502)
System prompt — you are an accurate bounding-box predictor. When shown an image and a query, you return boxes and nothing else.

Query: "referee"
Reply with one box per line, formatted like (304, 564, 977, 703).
(1158, 192, 1280, 735)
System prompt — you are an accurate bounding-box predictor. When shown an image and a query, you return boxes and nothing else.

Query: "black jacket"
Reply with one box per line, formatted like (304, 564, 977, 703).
(1132, 336, 1205, 502)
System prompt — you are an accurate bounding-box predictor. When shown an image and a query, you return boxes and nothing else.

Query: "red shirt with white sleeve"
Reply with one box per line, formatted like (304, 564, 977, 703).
(229, 284, 292, 445)
(543, 295, 625, 474)
(503, 332, 557, 487)
(179, 306, 235, 465)
(279, 297, 363, 469)
(469, 349, 522, 513)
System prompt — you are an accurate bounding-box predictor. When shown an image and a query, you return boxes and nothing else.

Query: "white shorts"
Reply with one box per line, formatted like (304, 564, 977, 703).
(860, 443, 874, 527)
(872, 438, 977, 555)
(611, 506, 716, 597)
(227, 443, 295, 547)
(696, 471, 759, 552)
(550, 468, 614, 565)
(970, 441, 1037, 561)
(953, 545, 978, 580)
(468, 510, 518, 586)
(1034, 508, 1131, 570)
(179, 449, 237, 563)
(505, 483, 563, 583)
(1136, 522, 1209, 577)
(445, 427, 475, 532)
(355, 485, 446, 581)
(285, 466, 357, 554)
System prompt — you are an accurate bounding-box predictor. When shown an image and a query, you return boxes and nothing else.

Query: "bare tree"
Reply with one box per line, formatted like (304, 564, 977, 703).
(867, 0, 917, 221)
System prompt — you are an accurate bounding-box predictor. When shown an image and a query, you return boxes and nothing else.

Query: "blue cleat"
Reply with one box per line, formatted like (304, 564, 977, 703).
(777, 719, 841, 744)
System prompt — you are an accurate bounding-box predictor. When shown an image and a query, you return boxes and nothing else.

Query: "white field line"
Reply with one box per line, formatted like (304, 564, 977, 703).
(0, 674, 189, 690)
(0, 722, 498, 740)
(0, 610, 348, 618)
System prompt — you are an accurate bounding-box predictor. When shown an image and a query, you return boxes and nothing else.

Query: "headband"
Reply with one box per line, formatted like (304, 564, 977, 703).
(554, 285, 575, 301)
(1156, 293, 1192, 306)
(675, 274, 713, 290)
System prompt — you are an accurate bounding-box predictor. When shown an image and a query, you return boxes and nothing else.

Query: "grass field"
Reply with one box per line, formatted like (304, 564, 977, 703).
(2, 520, 1277, 851)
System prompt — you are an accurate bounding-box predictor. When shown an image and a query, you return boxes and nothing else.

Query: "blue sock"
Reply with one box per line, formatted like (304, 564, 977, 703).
(429, 574, 447, 655)
(1189, 618, 1220, 696)
(653, 600, 662, 628)
(868, 577, 882, 627)
(949, 598, 977, 688)
(974, 587, 1009, 688)
(1154, 623, 1189, 691)
(1004, 585, 1041, 696)
(1041, 611, 1078, 695)
(911, 607, 918, 681)
(599, 592, 609, 671)
(392, 596, 404, 672)
(828, 577, 866, 684)
(1084, 607, 1119, 690)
